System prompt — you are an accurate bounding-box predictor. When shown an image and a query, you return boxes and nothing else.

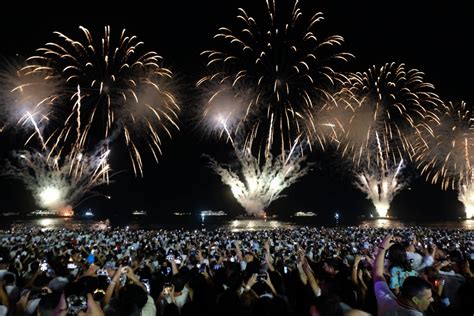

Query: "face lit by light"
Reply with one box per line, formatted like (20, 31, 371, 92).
(39, 187, 61, 206)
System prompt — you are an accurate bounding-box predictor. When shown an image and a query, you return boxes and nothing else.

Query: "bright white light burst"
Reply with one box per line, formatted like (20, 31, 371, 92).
(209, 148, 310, 217)
(355, 159, 405, 217)
(39, 186, 62, 208)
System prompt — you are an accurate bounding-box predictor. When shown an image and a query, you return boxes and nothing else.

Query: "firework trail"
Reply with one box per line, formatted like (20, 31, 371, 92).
(414, 101, 474, 218)
(354, 133, 406, 217)
(318, 63, 441, 216)
(208, 145, 310, 217)
(2, 146, 111, 215)
(0, 59, 63, 146)
(26, 26, 180, 175)
(198, 0, 352, 159)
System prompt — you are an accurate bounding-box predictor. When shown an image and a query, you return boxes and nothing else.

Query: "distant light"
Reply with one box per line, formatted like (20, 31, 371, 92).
(334, 212, 340, 220)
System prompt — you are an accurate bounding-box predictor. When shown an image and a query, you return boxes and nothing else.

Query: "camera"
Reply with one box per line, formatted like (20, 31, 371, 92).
(66, 295, 87, 315)
(67, 263, 78, 270)
(40, 260, 49, 272)
(92, 289, 106, 301)
(161, 266, 172, 276)
(257, 273, 267, 282)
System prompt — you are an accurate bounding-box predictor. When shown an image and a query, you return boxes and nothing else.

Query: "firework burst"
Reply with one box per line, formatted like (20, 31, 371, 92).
(331, 62, 442, 165)
(25, 26, 180, 175)
(198, 83, 251, 146)
(414, 101, 474, 218)
(316, 63, 441, 216)
(2, 146, 111, 214)
(208, 146, 310, 217)
(0, 59, 63, 146)
(198, 0, 352, 158)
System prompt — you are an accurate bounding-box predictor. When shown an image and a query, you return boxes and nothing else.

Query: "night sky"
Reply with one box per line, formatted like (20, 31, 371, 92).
(0, 0, 472, 220)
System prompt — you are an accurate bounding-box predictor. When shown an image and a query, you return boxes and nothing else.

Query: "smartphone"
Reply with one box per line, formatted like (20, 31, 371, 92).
(40, 260, 49, 272)
(257, 273, 267, 282)
(199, 264, 206, 273)
(67, 263, 77, 270)
(87, 253, 95, 264)
(163, 282, 172, 295)
(142, 279, 151, 293)
(283, 266, 288, 274)
(66, 295, 88, 314)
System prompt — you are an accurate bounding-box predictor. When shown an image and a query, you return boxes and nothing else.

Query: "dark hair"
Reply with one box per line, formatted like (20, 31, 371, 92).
(120, 284, 148, 309)
(311, 294, 343, 316)
(388, 243, 412, 271)
(2, 272, 15, 284)
(227, 272, 244, 292)
(324, 258, 342, 272)
(400, 276, 432, 299)
(171, 273, 187, 292)
(37, 292, 62, 316)
(421, 266, 440, 284)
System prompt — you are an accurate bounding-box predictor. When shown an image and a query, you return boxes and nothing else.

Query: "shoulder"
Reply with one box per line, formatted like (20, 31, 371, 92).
(374, 280, 396, 301)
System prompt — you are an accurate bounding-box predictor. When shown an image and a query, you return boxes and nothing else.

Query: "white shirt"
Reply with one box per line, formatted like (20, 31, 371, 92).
(141, 295, 157, 316)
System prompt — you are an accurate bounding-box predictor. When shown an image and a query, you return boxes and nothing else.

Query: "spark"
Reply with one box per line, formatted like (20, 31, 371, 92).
(26, 25, 180, 175)
(208, 146, 310, 217)
(318, 63, 441, 216)
(1, 146, 111, 212)
(0, 58, 63, 144)
(413, 101, 474, 218)
(199, 0, 352, 158)
(355, 159, 405, 217)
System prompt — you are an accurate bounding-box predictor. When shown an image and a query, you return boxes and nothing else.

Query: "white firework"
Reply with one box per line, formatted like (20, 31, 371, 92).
(209, 147, 310, 217)
(2, 147, 110, 214)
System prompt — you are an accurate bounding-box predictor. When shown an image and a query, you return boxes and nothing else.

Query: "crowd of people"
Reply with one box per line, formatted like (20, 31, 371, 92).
(0, 225, 473, 315)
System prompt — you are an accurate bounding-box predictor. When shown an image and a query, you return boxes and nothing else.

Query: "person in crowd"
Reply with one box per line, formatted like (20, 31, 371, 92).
(387, 243, 419, 295)
(374, 234, 434, 315)
(0, 225, 471, 316)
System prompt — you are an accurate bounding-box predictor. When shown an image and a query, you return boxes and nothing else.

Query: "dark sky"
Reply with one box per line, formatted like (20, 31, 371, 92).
(0, 0, 472, 220)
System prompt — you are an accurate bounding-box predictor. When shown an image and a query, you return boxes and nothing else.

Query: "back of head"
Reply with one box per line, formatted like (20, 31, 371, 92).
(119, 283, 148, 309)
(400, 276, 432, 299)
(171, 273, 187, 292)
(311, 294, 343, 316)
(37, 292, 62, 316)
(227, 272, 243, 292)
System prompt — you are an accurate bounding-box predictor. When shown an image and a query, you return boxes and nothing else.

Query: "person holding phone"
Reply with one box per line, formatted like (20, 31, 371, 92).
(103, 267, 156, 316)
(374, 234, 434, 316)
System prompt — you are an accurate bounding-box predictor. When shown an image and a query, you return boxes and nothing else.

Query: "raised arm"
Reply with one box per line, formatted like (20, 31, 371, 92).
(373, 234, 394, 283)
